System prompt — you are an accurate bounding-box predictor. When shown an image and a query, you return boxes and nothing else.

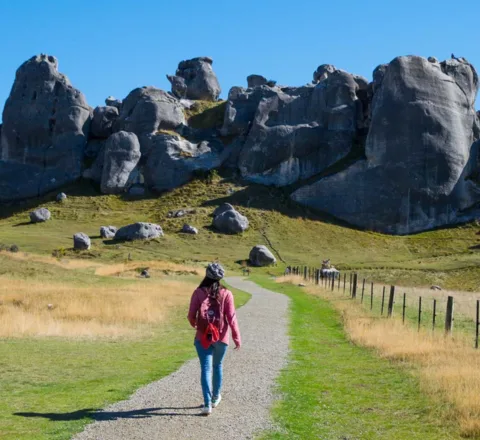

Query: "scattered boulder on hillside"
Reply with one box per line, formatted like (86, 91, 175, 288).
(167, 57, 221, 101)
(100, 131, 141, 194)
(0, 54, 91, 202)
(30, 208, 51, 223)
(143, 134, 224, 191)
(91, 106, 119, 139)
(247, 74, 268, 88)
(181, 224, 198, 234)
(292, 56, 480, 234)
(105, 96, 122, 109)
(56, 192, 67, 202)
(249, 245, 276, 266)
(73, 233, 91, 250)
(100, 225, 117, 239)
(212, 208, 249, 234)
(213, 203, 235, 217)
(168, 208, 196, 218)
(115, 222, 164, 241)
(113, 87, 185, 140)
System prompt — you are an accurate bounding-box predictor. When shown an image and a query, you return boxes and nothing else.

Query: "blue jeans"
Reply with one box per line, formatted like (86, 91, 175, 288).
(194, 339, 228, 407)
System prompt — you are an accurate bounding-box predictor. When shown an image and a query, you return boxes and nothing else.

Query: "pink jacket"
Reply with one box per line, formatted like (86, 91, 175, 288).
(188, 287, 241, 347)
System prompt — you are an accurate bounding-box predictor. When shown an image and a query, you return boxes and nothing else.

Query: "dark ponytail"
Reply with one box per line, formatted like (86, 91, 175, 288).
(198, 276, 222, 299)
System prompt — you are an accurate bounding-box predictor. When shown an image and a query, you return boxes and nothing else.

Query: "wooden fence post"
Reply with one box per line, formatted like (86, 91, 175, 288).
(352, 273, 358, 299)
(402, 293, 406, 324)
(338, 274, 340, 291)
(387, 286, 395, 317)
(343, 273, 346, 294)
(361, 279, 365, 303)
(445, 296, 454, 335)
(370, 282, 374, 310)
(331, 274, 335, 291)
(381, 286, 385, 315)
(349, 273, 352, 295)
(418, 296, 422, 331)
(476, 300, 479, 349)
(304, 266, 307, 280)
(432, 299, 437, 332)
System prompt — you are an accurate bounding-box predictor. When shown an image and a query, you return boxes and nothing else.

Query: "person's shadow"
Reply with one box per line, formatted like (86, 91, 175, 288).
(14, 405, 203, 421)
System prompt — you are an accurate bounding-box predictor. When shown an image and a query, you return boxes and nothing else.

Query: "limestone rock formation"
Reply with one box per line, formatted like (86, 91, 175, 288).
(249, 245, 277, 266)
(167, 57, 221, 101)
(213, 203, 235, 218)
(91, 106, 118, 139)
(113, 87, 185, 138)
(56, 192, 67, 202)
(73, 233, 91, 250)
(181, 224, 198, 234)
(143, 134, 224, 191)
(115, 222, 164, 241)
(0, 54, 91, 201)
(247, 74, 268, 88)
(100, 225, 117, 239)
(100, 131, 141, 194)
(212, 207, 249, 234)
(105, 96, 122, 109)
(30, 207, 51, 223)
(292, 56, 480, 234)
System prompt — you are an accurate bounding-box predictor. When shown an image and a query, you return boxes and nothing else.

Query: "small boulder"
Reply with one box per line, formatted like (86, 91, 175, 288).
(100, 226, 117, 239)
(30, 208, 51, 223)
(249, 245, 277, 267)
(105, 96, 122, 109)
(140, 269, 150, 278)
(213, 209, 249, 234)
(247, 74, 268, 88)
(428, 56, 439, 63)
(181, 224, 198, 234)
(213, 203, 235, 218)
(430, 285, 442, 291)
(56, 192, 67, 202)
(115, 222, 164, 241)
(73, 233, 91, 250)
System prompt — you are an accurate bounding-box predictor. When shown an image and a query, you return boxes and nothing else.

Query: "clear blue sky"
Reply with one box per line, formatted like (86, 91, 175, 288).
(0, 0, 479, 120)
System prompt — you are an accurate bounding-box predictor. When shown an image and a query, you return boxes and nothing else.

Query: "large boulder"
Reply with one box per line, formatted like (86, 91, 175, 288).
(105, 96, 122, 110)
(167, 57, 221, 101)
(100, 225, 117, 239)
(90, 106, 119, 139)
(73, 233, 91, 250)
(30, 207, 51, 223)
(292, 56, 480, 234)
(247, 74, 268, 88)
(143, 134, 224, 191)
(100, 131, 141, 194)
(115, 222, 164, 241)
(113, 87, 185, 138)
(0, 54, 91, 202)
(249, 245, 276, 266)
(212, 208, 249, 234)
(213, 203, 234, 217)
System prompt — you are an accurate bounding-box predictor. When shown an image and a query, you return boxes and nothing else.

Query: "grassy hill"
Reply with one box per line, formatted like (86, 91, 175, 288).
(0, 171, 479, 290)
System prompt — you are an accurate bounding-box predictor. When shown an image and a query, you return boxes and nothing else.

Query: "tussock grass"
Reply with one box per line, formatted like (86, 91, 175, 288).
(94, 260, 201, 277)
(0, 276, 196, 338)
(292, 278, 480, 438)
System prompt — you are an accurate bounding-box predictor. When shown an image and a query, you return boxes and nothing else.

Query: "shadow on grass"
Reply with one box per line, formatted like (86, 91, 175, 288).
(12, 221, 33, 227)
(14, 405, 203, 421)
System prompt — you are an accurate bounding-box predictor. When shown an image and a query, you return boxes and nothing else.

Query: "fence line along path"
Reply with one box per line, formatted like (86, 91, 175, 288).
(73, 277, 290, 440)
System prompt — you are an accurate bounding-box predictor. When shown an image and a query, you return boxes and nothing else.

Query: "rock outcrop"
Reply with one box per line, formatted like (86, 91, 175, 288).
(100, 131, 141, 194)
(0, 54, 91, 201)
(100, 225, 117, 239)
(292, 56, 480, 234)
(212, 205, 249, 234)
(181, 224, 198, 234)
(73, 233, 91, 250)
(91, 106, 118, 139)
(115, 222, 163, 241)
(249, 245, 276, 266)
(30, 207, 51, 223)
(167, 57, 221, 101)
(56, 192, 67, 202)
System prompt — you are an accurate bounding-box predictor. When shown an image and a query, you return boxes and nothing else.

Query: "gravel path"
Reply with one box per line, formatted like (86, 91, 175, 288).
(73, 277, 290, 440)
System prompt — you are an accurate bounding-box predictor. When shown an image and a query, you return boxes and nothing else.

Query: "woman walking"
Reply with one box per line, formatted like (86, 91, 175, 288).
(188, 263, 241, 416)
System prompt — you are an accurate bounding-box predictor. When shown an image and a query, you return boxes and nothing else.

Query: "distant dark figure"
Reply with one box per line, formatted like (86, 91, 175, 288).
(451, 53, 456, 60)
(141, 269, 150, 278)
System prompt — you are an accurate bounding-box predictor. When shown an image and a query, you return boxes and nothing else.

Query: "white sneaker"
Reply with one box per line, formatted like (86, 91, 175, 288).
(201, 405, 212, 416)
(212, 394, 222, 408)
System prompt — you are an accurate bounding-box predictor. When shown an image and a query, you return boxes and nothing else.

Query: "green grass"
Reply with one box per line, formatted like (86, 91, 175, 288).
(0, 258, 250, 440)
(0, 173, 479, 290)
(254, 276, 460, 440)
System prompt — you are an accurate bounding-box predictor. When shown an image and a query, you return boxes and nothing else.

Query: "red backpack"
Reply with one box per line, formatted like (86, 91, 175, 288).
(198, 288, 226, 349)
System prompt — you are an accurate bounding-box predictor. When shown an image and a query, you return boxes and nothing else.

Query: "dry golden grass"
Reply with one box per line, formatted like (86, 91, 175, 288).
(0, 250, 102, 270)
(0, 277, 197, 339)
(278, 275, 480, 438)
(94, 260, 201, 277)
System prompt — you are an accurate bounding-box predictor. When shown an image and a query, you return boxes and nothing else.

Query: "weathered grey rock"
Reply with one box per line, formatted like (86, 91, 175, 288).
(105, 96, 122, 109)
(167, 57, 221, 101)
(0, 54, 91, 202)
(181, 224, 198, 234)
(113, 87, 185, 137)
(56, 192, 67, 202)
(143, 134, 223, 191)
(84, 139, 105, 160)
(91, 106, 119, 138)
(30, 207, 51, 223)
(213, 203, 234, 217)
(212, 208, 249, 234)
(101, 131, 141, 194)
(128, 186, 145, 196)
(100, 226, 117, 239)
(73, 233, 91, 250)
(313, 64, 336, 83)
(247, 74, 268, 88)
(292, 56, 480, 234)
(115, 222, 164, 241)
(249, 245, 276, 266)
(82, 141, 105, 182)
(428, 56, 439, 63)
